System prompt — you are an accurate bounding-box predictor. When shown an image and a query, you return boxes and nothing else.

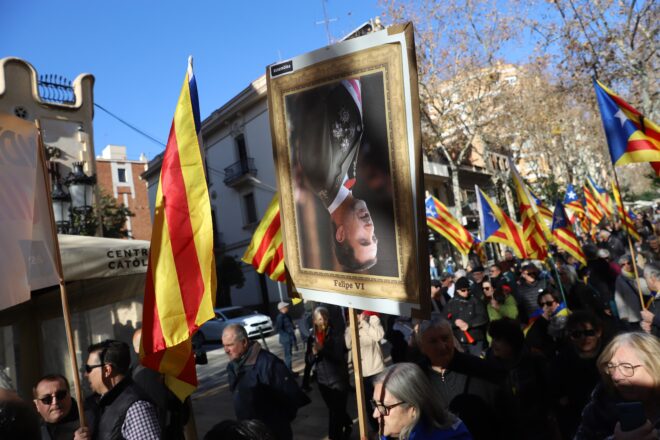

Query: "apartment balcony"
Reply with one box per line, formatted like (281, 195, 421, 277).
(224, 158, 257, 187)
(423, 156, 449, 178)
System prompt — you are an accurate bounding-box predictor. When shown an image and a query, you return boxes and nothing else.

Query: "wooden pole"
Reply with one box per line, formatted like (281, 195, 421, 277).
(611, 171, 646, 310)
(348, 307, 369, 440)
(35, 120, 87, 427)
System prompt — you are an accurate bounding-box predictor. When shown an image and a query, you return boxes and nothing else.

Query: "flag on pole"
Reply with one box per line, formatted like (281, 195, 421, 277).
(563, 184, 585, 222)
(587, 176, 613, 219)
(551, 201, 587, 267)
(528, 188, 554, 228)
(242, 193, 286, 281)
(583, 184, 604, 226)
(611, 181, 640, 242)
(425, 195, 474, 255)
(593, 79, 660, 175)
(476, 186, 527, 259)
(141, 58, 216, 401)
(628, 208, 638, 220)
(508, 159, 548, 260)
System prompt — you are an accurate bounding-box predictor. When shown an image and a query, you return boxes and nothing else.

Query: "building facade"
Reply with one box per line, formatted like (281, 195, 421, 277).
(96, 145, 152, 240)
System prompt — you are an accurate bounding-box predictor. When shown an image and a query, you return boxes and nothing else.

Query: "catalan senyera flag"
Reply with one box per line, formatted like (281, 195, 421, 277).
(593, 79, 660, 175)
(476, 186, 527, 259)
(587, 176, 613, 220)
(552, 201, 587, 267)
(242, 193, 286, 281)
(425, 195, 474, 255)
(509, 160, 548, 260)
(141, 58, 216, 401)
(584, 183, 604, 226)
(611, 181, 640, 242)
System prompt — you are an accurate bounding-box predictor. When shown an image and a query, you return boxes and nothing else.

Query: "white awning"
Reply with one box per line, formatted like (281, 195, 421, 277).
(58, 235, 150, 281)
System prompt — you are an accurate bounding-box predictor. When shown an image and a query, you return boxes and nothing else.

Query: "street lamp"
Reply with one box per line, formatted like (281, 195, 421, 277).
(51, 181, 71, 234)
(64, 161, 96, 235)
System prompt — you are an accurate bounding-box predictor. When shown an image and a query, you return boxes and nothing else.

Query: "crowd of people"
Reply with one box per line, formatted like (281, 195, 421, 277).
(2, 214, 660, 440)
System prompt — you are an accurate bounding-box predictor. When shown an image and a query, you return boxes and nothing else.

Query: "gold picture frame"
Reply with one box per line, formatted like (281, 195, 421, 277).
(267, 24, 429, 316)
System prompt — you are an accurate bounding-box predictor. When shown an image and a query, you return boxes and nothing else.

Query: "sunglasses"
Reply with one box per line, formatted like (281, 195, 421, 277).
(457, 288, 469, 292)
(540, 301, 556, 307)
(84, 363, 104, 373)
(38, 390, 68, 405)
(570, 329, 597, 339)
(483, 286, 492, 291)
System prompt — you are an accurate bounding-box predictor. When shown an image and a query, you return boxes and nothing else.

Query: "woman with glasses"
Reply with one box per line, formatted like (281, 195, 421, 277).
(575, 332, 660, 440)
(483, 281, 519, 326)
(554, 311, 608, 439)
(524, 289, 567, 360)
(371, 363, 472, 439)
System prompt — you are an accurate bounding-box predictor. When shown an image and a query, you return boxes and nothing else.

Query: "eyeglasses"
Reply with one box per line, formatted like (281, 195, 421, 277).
(84, 364, 104, 373)
(570, 329, 597, 339)
(37, 390, 68, 405)
(540, 301, 556, 307)
(370, 399, 406, 416)
(605, 362, 643, 377)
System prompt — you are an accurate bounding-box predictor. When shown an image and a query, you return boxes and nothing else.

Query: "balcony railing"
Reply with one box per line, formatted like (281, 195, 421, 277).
(223, 158, 257, 186)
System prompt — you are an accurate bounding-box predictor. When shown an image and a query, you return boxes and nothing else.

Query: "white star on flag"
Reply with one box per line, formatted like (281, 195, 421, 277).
(614, 109, 628, 127)
(488, 211, 498, 223)
(567, 190, 576, 200)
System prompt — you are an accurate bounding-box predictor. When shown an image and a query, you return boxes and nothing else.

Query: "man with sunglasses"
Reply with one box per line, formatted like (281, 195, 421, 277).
(81, 339, 160, 440)
(33, 374, 81, 439)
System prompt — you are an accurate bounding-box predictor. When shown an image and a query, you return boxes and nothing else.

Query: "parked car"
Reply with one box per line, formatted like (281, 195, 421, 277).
(193, 306, 274, 345)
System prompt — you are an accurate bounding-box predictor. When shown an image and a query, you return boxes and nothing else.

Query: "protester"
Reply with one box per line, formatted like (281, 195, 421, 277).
(597, 229, 626, 262)
(306, 306, 352, 440)
(430, 254, 440, 280)
(614, 254, 649, 330)
(487, 318, 557, 440)
(553, 312, 608, 439)
(415, 318, 504, 439)
(431, 279, 449, 314)
(0, 388, 41, 440)
(446, 277, 488, 356)
(439, 272, 455, 299)
(575, 332, 660, 440)
(641, 263, 660, 336)
(467, 266, 486, 301)
(525, 290, 567, 360)
(371, 363, 472, 440)
(222, 324, 309, 440)
(203, 419, 276, 440)
(517, 263, 549, 320)
(275, 301, 298, 372)
(345, 310, 385, 432)
(498, 249, 519, 274)
(483, 280, 519, 327)
(642, 235, 660, 262)
(82, 339, 160, 440)
(33, 374, 82, 440)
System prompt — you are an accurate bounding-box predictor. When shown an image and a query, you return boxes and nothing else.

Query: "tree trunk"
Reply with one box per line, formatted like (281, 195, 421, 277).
(449, 162, 463, 218)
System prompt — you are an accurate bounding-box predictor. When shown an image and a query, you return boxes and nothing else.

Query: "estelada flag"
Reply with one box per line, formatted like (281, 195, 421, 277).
(551, 200, 587, 267)
(242, 193, 286, 281)
(583, 184, 604, 226)
(508, 159, 548, 260)
(611, 181, 640, 242)
(476, 185, 527, 259)
(425, 195, 474, 255)
(587, 176, 613, 219)
(593, 79, 660, 175)
(563, 184, 585, 222)
(141, 58, 216, 401)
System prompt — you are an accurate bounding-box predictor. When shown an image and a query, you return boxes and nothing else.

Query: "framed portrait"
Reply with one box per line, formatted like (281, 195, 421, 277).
(267, 23, 429, 316)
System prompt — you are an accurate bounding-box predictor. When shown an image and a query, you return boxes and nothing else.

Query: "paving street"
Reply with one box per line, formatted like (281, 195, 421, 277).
(190, 331, 365, 439)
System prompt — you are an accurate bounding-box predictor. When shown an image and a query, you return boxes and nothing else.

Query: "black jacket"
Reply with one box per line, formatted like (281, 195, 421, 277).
(40, 398, 82, 440)
(306, 326, 349, 391)
(93, 377, 156, 440)
(227, 342, 309, 440)
(446, 294, 488, 343)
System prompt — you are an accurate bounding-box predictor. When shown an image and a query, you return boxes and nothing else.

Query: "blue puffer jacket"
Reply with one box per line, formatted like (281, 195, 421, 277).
(381, 418, 473, 440)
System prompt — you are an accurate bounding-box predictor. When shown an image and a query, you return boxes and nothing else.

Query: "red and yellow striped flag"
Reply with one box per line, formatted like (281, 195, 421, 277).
(583, 184, 604, 226)
(611, 181, 640, 242)
(141, 58, 216, 401)
(425, 195, 474, 255)
(242, 193, 286, 281)
(509, 160, 548, 260)
(552, 201, 587, 267)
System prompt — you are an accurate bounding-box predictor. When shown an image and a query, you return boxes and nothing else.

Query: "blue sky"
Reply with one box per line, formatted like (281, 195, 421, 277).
(2, 1, 383, 160)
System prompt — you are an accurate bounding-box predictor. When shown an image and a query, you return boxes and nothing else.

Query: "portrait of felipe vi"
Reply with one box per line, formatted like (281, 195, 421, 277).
(287, 72, 399, 277)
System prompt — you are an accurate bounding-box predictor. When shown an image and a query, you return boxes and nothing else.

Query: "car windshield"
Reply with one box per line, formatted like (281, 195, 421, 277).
(221, 307, 256, 319)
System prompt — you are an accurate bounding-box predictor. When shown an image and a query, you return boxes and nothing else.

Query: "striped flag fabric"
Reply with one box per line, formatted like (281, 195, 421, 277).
(563, 184, 585, 222)
(509, 159, 548, 260)
(242, 193, 286, 281)
(141, 58, 216, 401)
(476, 186, 527, 259)
(551, 201, 587, 267)
(593, 79, 660, 176)
(425, 195, 474, 255)
(587, 176, 613, 219)
(611, 181, 640, 242)
(528, 188, 554, 229)
(583, 184, 604, 226)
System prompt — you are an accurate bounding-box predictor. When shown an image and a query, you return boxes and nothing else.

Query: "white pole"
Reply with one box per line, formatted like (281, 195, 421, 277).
(277, 281, 284, 302)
